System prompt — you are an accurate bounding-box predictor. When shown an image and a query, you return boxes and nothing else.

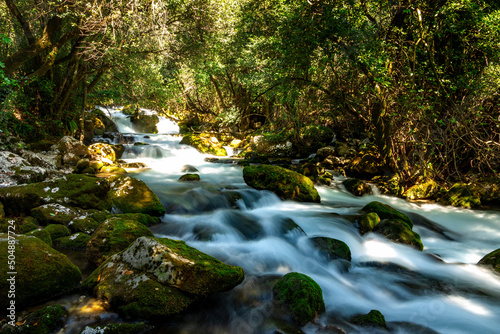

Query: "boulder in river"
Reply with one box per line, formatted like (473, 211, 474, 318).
(88, 143, 116, 165)
(180, 133, 227, 156)
(403, 179, 440, 201)
(350, 309, 387, 328)
(178, 173, 201, 182)
(361, 201, 413, 228)
(243, 164, 320, 203)
(82, 236, 245, 320)
(107, 175, 166, 217)
(438, 183, 481, 209)
(342, 178, 372, 196)
(130, 114, 159, 133)
(374, 219, 424, 251)
(478, 248, 500, 273)
(0, 234, 82, 312)
(272, 272, 326, 326)
(310, 236, 351, 261)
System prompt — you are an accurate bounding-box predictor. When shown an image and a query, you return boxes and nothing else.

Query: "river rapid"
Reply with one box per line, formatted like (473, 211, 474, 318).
(85, 107, 500, 334)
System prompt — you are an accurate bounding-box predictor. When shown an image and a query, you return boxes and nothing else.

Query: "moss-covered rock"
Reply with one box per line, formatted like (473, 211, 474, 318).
(31, 204, 82, 226)
(351, 309, 386, 328)
(86, 217, 154, 265)
(107, 175, 166, 217)
(310, 237, 351, 261)
(54, 233, 92, 250)
(178, 173, 201, 182)
(14, 305, 67, 334)
(0, 174, 112, 216)
(112, 213, 161, 227)
(180, 133, 227, 156)
(347, 154, 385, 177)
(404, 180, 440, 201)
(79, 323, 152, 334)
(316, 146, 336, 161)
(0, 201, 4, 218)
(99, 165, 128, 175)
(44, 224, 71, 240)
(0, 217, 38, 234)
(243, 165, 320, 203)
(361, 201, 413, 229)
(272, 272, 325, 326)
(68, 215, 102, 235)
(343, 178, 372, 197)
(374, 219, 424, 251)
(358, 212, 381, 235)
(478, 248, 500, 273)
(0, 234, 82, 312)
(82, 236, 244, 320)
(439, 183, 481, 209)
(26, 228, 52, 246)
(130, 114, 159, 133)
(89, 143, 116, 164)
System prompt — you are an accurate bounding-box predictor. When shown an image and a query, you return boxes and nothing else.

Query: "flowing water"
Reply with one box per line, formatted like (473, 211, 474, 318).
(83, 107, 500, 333)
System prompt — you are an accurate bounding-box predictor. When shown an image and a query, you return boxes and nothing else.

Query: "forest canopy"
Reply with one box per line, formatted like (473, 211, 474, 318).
(1, 0, 500, 184)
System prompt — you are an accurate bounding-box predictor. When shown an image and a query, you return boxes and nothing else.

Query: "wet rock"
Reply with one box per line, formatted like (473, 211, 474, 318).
(55, 233, 92, 250)
(130, 114, 159, 133)
(478, 248, 500, 273)
(121, 162, 148, 169)
(27, 228, 53, 246)
(56, 136, 89, 162)
(0, 151, 46, 187)
(350, 309, 386, 328)
(181, 164, 199, 173)
(358, 212, 381, 235)
(88, 143, 116, 165)
(67, 215, 102, 235)
(316, 146, 336, 161)
(0, 234, 82, 311)
(361, 201, 413, 229)
(81, 236, 244, 320)
(243, 165, 320, 203)
(0, 174, 112, 216)
(107, 175, 166, 216)
(86, 216, 154, 265)
(374, 219, 424, 251)
(404, 180, 440, 201)
(43, 224, 71, 240)
(11, 305, 67, 334)
(347, 154, 385, 178)
(180, 133, 227, 156)
(276, 217, 306, 237)
(99, 165, 127, 174)
(342, 178, 372, 196)
(272, 272, 325, 326)
(438, 183, 481, 209)
(310, 237, 351, 261)
(179, 173, 201, 182)
(31, 204, 82, 226)
(79, 323, 153, 334)
(224, 211, 264, 240)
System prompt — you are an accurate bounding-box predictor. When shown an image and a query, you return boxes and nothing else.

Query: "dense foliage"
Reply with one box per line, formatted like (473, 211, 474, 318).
(1, 0, 500, 183)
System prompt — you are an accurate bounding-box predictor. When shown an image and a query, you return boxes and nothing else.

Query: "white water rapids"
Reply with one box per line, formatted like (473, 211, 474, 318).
(94, 107, 500, 334)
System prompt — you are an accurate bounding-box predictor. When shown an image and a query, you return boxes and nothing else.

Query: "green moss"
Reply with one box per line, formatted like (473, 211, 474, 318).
(358, 212, 381, 235)
(243, 165, 321, 203)
(68, 216, 101, 234)
(100, 165, 128, 174)
(343, 178, 373, 197)
(130, 114, 159, 133)
(0, 201, 4, 218)
(374, 219, 424, 251)
(86, 217, 154, 265)
(54, 233, 92, 250)
(108, 176, 166, 217)
(439, 183, 481, 209)
(31, 204, 80, 226)
(20, 217, 39, 233)
(112, 213, 161, 227)
(404, 180, 440, 201)
(0, 235, 82, 311)
(351, 309, 386, 328)
(272, 272, 325, 326)
(478, 248, 500, 273)
(0, 217, 39, 234)
(178, 173, 201, 182)
(362, 201, 413, 229)
(44, 224, 71, 240)
(17, 305, 67, 334)
(180, 133, 227, 156)
(310, 237, 351, 261)
(27, 228, 53, 246)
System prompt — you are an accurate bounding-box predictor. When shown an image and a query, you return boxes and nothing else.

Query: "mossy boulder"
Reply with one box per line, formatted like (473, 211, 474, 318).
(374, 219, 424, 251)
(243, 165, 320, 203)
(0, 217, 38, 234)
(108, 176, 166, 217)
(68, 215, 102, 235)
(347, 154, 385, 177)
(44, 224, 71, 240)
(180, 133, 227, 156)
(478, 248, 500, 273)
(310, 237, 351, 261)
(27, 228, 53, 246)
(130, 114, 159, 133)
(81, 236, 245, 320)
(272, 272, 325, 326)
(54, 233, 92, 250)
(12, 305, 67, 334)
(351, 309, 386, 328)
(0, 234, 82, 312)
(112, 213, 161, 227)
(0, 201, 4, 218)
(316, 146, 336, 161)
(56, 136, 89, 165)
(358, 212, 381, 235)
(88, 143, 116, 164)
(178, 173, 201, 182)
(439, 183, 481, 209)
(31, 204, 82, 226)
(361, 201, 413, 229)
(99, 165, 128, 175)
(404, 180, 440, 201)
(0, 174, 112, 216)
(86, 217, 154, 265)
(343, 178, 372, 196)
(79, 323, 152, 334)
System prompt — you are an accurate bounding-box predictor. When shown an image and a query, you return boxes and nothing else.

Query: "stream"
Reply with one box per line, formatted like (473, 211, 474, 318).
(76, 107, 500, 333)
